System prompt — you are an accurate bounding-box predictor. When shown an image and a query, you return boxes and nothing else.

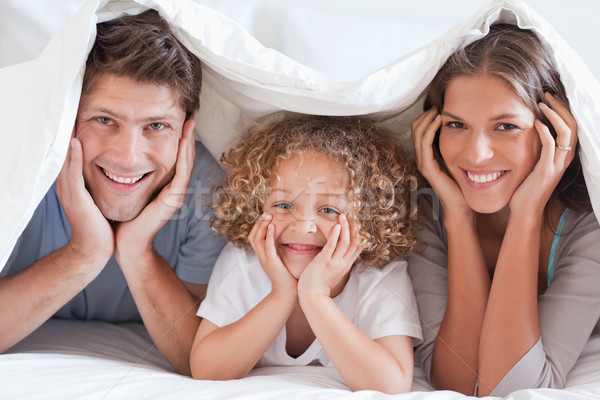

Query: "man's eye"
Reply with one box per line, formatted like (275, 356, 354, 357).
(149, 122, 166, 130)
(97, 117, 113, 125)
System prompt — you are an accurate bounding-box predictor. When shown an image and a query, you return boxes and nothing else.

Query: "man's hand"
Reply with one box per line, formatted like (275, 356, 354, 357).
(114, 119, 196, 265)
(56, 137, 114, 265)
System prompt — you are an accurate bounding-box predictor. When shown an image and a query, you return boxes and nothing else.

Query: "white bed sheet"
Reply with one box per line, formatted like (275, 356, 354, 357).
(3, 319, 600, 399)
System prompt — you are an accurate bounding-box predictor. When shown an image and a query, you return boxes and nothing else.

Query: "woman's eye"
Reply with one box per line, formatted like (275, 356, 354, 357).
(445, 121, 466, 129)
(497, 123, 518, 131)
(149, 122, 166, 130)
(97, 117, 113, 125)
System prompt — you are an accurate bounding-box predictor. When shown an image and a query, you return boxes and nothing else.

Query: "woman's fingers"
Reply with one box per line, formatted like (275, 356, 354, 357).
(534, 119, 556, 167)
(538, 96, 576, 167)
(544, 92, 578, 147)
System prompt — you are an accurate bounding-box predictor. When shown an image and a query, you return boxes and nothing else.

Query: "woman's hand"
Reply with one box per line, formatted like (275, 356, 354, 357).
(509, 93, 577, 217)
(248, 213, 298, 296)
(411, 108, 472, 220)
(298, 213, 362, 298)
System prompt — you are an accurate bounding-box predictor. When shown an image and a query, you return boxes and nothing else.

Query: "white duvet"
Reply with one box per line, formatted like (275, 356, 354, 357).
(1, 0, 600, 398)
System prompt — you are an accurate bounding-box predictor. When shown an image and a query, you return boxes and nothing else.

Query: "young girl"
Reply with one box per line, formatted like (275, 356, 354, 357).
(409, 24, 600, 396)
(190, 114, 422, 394)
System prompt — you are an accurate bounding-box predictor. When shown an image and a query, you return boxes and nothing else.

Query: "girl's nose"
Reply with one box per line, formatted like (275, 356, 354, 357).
(290, 214, 318, 234)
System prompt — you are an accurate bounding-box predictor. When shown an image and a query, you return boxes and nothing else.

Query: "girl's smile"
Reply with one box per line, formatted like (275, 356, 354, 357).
(264, 151, 349, 279)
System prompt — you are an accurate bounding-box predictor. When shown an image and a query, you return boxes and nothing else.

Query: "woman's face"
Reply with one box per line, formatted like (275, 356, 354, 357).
(439, 74, 542, 214)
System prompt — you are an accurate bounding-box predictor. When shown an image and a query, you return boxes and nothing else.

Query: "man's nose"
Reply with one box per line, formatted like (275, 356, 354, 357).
(112, 128, 141, 168)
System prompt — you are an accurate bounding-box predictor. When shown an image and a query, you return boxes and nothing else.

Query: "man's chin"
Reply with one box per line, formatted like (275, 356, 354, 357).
(98, 203, 145, 222)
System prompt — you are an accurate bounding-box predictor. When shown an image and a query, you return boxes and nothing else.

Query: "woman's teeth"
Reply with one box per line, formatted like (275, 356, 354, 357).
(467, 170, 506, 184)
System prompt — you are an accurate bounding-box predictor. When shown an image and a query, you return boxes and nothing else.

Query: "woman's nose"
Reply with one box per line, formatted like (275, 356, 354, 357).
(465, 130, 494, 164)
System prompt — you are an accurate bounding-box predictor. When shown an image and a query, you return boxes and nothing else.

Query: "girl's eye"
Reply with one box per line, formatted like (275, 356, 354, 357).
(97, 117, 113, 125)
(320, 207, 340, 215)
(445, 121, 466, 129)
(497, 123, 518, 131)
(149, 122, 166, 130)
(274, 203, 292, 210)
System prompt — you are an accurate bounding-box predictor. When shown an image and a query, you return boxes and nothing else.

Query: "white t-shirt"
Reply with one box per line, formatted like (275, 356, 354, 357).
(198, 242, 423, 368)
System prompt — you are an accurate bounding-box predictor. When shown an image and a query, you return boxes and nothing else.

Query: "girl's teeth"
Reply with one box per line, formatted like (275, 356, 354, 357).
(467, 171, 505, 183)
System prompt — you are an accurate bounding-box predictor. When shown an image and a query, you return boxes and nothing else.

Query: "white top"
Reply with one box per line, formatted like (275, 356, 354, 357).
(198, 243, 423, 368)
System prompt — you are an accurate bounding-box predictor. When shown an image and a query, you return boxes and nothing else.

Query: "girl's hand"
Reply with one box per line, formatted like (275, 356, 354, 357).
(298, 213, 362, 298)
(411, 108, 472, 219)
(248, 214, 298, 296)
(509, 93, 577, 217)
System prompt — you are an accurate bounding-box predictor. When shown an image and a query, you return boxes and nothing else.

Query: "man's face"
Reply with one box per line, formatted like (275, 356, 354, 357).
(75, 73, 186, 222)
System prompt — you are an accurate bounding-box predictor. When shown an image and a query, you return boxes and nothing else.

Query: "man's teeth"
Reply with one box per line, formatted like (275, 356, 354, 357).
(467, 170, 506, 183)
(103, 169, 144, 184)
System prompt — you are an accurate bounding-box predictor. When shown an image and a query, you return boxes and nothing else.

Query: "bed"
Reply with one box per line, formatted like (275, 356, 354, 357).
(1, 0, 600, 398)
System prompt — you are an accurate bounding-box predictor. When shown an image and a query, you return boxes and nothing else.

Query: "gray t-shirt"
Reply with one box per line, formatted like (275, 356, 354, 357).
(408, 198, 600, 396)
(1, 141, 226, 323)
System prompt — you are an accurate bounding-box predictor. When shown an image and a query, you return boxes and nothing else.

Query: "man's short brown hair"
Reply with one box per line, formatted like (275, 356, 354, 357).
(82, 9, 202, 119)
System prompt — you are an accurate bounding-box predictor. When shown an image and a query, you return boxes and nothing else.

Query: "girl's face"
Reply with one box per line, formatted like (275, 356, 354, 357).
(264, 151, 350, 279)
(439, 74, 542, 214)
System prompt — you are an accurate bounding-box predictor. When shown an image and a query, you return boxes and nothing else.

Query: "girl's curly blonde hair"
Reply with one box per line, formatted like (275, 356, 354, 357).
(211, 114, 418, 267)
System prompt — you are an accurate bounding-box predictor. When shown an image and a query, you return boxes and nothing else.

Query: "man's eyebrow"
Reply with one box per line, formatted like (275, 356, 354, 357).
(83, 107, 182, 123)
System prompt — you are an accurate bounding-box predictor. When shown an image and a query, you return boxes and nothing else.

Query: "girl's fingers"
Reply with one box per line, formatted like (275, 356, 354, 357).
(344, 214, 363, 263)
(265, 223, 282, 265)
(322, 224, 341, 259)
(248, 213, 271, 254)
(331, 213, 351, 259)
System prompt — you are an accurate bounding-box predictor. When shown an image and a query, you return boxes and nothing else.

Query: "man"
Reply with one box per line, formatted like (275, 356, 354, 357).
(0, 10, 225, 376)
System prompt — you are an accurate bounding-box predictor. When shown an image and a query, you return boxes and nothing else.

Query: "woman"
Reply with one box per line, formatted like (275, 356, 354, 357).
(409, 23, 600, 396)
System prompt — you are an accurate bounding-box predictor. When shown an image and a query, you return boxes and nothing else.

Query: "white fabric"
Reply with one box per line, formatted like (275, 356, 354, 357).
(1, 0, 600, 270)
(197, 243, 423, 367)
(3, 318, 600, 399)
